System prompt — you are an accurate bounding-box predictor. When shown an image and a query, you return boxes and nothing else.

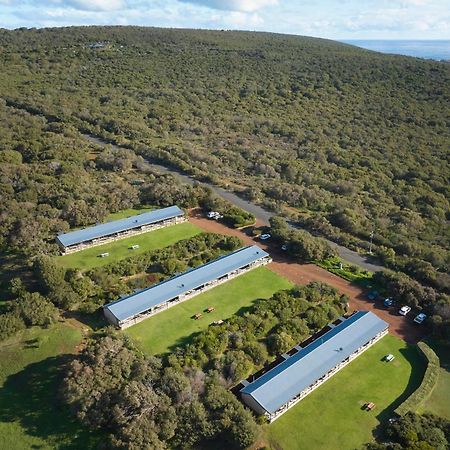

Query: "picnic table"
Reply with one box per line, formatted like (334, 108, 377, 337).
(206, 306, 215, 313)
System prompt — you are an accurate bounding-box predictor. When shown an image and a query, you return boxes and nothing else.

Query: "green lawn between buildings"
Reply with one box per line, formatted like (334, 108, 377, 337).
(265, 334, 426, 450)
(0, 322, 100, 450)
(57, 221, 202, 270)
(419, 339, 450, 420)
(126, 266, 293, 355)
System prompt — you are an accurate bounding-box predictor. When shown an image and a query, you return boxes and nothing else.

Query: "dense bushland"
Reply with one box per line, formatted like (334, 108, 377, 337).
(62, 282, 348, 448)
(62, 331, 259, 450)
(0, 27, 448, 280)
(367, 412, 450, 450)
(372, 270, 450, 339)
(169, 282, 348, 375)
(0, 100, 250, 336)
(0, 26, 448, 448)
(269, 215, 336, 261)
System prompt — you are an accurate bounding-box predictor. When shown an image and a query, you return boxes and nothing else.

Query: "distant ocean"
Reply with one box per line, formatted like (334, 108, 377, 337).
(342, 40, 450, 61)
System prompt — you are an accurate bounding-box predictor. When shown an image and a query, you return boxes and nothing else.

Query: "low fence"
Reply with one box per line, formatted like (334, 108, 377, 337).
(394, 342, 440, 416)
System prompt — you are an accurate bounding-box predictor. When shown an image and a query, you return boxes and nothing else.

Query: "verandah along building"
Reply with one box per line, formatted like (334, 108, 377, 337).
(56, 205, 185, 254)
(103, 245, 272, 329)
(240, 311, 388, 422)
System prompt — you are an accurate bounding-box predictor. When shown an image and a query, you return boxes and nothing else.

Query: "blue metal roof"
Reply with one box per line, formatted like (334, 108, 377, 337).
(104, 245, 270, 322)
(57, 205, 184, 247)
(241, 311, 388, 414)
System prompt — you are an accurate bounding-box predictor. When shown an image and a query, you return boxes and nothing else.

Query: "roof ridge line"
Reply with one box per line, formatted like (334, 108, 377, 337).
(249, 311, 370, 393)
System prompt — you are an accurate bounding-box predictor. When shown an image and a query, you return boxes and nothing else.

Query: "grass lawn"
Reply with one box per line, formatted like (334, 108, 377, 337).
(57, 221, 202, 270)
(265, 334, 426, 450)
(126, 267, 293, 355)
(0, 322, 100, 450)
(419, 339, 450, 419)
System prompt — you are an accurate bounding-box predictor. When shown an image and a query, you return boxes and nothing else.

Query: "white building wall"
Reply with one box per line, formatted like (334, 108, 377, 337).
(242, 327, 389, 422)
(106, 255, 272, 329)
(60, 216, 186, 254)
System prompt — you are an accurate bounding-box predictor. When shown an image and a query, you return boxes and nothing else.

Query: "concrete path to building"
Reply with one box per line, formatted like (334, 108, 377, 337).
(189, 211, 425, 344)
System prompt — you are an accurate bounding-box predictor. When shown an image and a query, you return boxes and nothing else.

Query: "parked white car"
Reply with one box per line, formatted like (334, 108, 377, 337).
(399, 305, 411, 316)
(260, 233, 271, 240)
(206, 211, 223, 220)
(414, 313, 427, 324)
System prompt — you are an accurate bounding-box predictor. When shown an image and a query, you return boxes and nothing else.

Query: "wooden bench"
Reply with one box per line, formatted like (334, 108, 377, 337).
(365, 402, 376, 411)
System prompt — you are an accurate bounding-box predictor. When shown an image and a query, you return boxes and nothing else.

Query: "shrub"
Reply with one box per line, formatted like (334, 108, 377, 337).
(14, 292, 58, 327)
(222, 207, 255, 228)
(0, 312, 26, 341)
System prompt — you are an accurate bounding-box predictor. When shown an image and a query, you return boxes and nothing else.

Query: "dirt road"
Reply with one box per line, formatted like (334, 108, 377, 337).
(190, 211, 425, 344)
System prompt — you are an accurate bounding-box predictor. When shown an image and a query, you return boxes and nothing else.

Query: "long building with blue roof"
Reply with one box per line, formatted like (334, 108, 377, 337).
(240, 311, 388, 421)
(56, 205, 185, 254)
(104, 245, 272, 329)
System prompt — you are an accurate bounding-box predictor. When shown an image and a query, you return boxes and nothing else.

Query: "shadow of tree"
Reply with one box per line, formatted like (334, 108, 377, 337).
(0, 355, 100, 449)
(372, 345, 426, 440)
(62, 310, 105, 331)
(23, 338, 40, 349)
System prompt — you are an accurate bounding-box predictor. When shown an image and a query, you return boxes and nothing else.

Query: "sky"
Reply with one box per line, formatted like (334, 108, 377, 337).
(0, 0, 449, 39)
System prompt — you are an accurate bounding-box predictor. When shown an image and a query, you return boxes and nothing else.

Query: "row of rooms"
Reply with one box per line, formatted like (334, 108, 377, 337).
(259, 328, 389, 422)
(59, 216, 186, 254)
(105, 254, 272, 329)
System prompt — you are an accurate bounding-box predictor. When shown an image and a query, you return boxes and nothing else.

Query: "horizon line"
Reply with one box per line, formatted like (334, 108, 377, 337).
(0, 25, 449, 42)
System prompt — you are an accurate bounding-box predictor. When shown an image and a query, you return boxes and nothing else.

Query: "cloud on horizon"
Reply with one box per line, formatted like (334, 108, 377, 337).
(178, 0, 278, 12)
(67, 0, 126, 11)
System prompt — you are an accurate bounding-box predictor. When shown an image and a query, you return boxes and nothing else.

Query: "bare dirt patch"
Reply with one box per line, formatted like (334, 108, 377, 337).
(189, 210, 425, 344)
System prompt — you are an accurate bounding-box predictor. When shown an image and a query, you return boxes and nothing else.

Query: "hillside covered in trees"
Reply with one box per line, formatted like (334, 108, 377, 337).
(0, 26, 448, 290)
(0, 26, 449, 450)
